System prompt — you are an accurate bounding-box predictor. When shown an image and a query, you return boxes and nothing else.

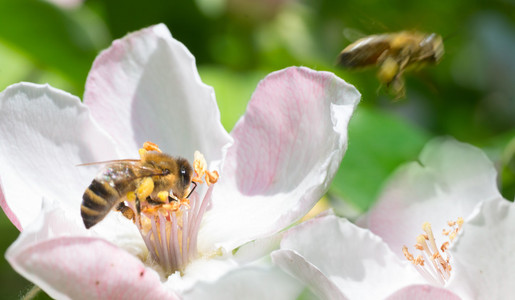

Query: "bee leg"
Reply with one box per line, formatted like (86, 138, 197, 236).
(136, 197, 141, 215)
(146, 196, 163, 206)
(116, 202, 135, 222)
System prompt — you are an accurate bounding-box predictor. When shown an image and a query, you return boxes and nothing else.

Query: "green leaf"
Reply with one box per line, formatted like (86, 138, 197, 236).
(330, 107, 430, 213)
(198, 66, 268, 131)
(0, 0, 108, 95)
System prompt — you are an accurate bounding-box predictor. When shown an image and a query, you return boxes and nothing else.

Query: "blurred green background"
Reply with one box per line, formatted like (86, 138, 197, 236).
(0, 0, 514, 298)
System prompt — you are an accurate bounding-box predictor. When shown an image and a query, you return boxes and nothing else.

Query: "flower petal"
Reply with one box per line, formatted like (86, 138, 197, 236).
(0, 83, 118, 230)
(272, 249, 347, 300)
(182, 266, 303, 300)
(8, 236, 176, 300)
(201, 67, 360, 251)
(84, 24, 232, 164)
(6, 198, 167, 300)
(364, 138, 501, 255)
(385, 285, 461, 300)
(446, 197, 515, 299)
(273, 215, 424, 299)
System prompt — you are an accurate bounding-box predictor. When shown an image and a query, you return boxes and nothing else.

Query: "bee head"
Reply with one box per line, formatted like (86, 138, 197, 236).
(420, 33, 444, 63)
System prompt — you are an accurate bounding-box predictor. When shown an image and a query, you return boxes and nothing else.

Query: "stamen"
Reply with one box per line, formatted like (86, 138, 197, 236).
(119, 143, 219, 275)
(402, 217, 464, 285)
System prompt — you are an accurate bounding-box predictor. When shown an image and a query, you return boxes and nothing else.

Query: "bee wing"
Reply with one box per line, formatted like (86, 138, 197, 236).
(81, 159, 166, 183)
(337, 34, 391, 68)
(77, 159, 141, 167)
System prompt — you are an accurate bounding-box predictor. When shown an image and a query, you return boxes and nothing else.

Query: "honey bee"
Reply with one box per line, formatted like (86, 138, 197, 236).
(80, 151, 194, 229)
(337, 31, 444, 98)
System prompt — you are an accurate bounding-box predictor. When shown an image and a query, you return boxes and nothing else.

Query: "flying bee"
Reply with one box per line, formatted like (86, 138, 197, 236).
(337, 31, 444, 98)
(80, 151, 194, 229)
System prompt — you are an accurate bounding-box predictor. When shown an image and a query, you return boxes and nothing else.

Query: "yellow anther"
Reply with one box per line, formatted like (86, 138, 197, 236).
(416, 235, 427, 246)
(442, 229, 450, 236)
(137, 177, 154, 201)
(457, 217, 464, 228)
(192, 150, 219, 186)
(205, 170, 219, 185)
(448, 220, 456, 227)
(449, 230, 457, 242)
(192, 151, 207, 183)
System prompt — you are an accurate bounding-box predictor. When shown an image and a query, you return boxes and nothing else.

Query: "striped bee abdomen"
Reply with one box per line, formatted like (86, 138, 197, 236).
(81, 179, 122, 229)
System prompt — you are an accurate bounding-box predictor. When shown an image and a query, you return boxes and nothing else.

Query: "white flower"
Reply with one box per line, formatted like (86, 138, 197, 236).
(0, 24, 360, 299)
(272, 139, 515, 299)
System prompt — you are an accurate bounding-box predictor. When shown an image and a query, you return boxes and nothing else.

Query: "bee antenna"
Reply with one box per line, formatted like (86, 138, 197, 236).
(187, 181, 197, 198)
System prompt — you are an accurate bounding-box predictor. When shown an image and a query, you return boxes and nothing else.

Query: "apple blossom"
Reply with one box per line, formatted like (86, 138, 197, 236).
(0, 24, 360, 299)
(272, 139, 515, 299)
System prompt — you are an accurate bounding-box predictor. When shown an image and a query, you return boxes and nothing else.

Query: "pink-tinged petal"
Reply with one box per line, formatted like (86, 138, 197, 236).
(201, 67, 360, 252)
(0, 83, 118, 230)
(273, 215, 424, 299)
(7, 236, 176, 300)
(7, 198, 164, 299)
(385, 285, 461, 300)
(182, 266, 304, 300)
(446, 198, 515, 299)
(272, 249, 347, 300)
(364, 138, 501, 256)
(84, 24, 232, 164)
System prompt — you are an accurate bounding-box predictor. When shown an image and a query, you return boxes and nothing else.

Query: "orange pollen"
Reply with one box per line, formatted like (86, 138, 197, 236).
(402, 217, 464, 285)
(142, 141, 162, 153)
(415, 255, 425, 266)
(192, 151, 218, 186)
(441, 241, 449, 252)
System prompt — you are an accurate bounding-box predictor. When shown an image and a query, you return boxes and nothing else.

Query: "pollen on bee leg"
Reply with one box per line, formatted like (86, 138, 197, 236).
(157, 191, 169, 203)
(137, 177, 154, 201)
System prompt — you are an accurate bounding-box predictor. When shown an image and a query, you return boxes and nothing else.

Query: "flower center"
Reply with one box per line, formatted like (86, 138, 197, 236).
(402, 217, 464, 285)
(123, 143, 218, 275)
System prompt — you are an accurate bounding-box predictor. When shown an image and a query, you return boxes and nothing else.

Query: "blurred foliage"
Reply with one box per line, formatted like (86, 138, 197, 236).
(0, 0, 514, 297)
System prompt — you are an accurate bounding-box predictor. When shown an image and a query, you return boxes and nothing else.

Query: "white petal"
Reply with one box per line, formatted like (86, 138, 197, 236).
(272, 249, 347, 300)
(182, 265, 304, 300)
(364, 138, 501, 256)
(6, 199, 174, 299)
(273, 215, 425, 299)
(0, 83, 118, 230)
(84, 24, 232, 164)
(200, 67, 360, 252)
(446, 197, 515, 299)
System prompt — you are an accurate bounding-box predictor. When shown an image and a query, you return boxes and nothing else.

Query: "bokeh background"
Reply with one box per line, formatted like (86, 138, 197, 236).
(1, 0, 514, 298)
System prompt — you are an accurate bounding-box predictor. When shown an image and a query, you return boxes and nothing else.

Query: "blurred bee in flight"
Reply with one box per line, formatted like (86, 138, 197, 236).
(337, 31, 444, 98)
